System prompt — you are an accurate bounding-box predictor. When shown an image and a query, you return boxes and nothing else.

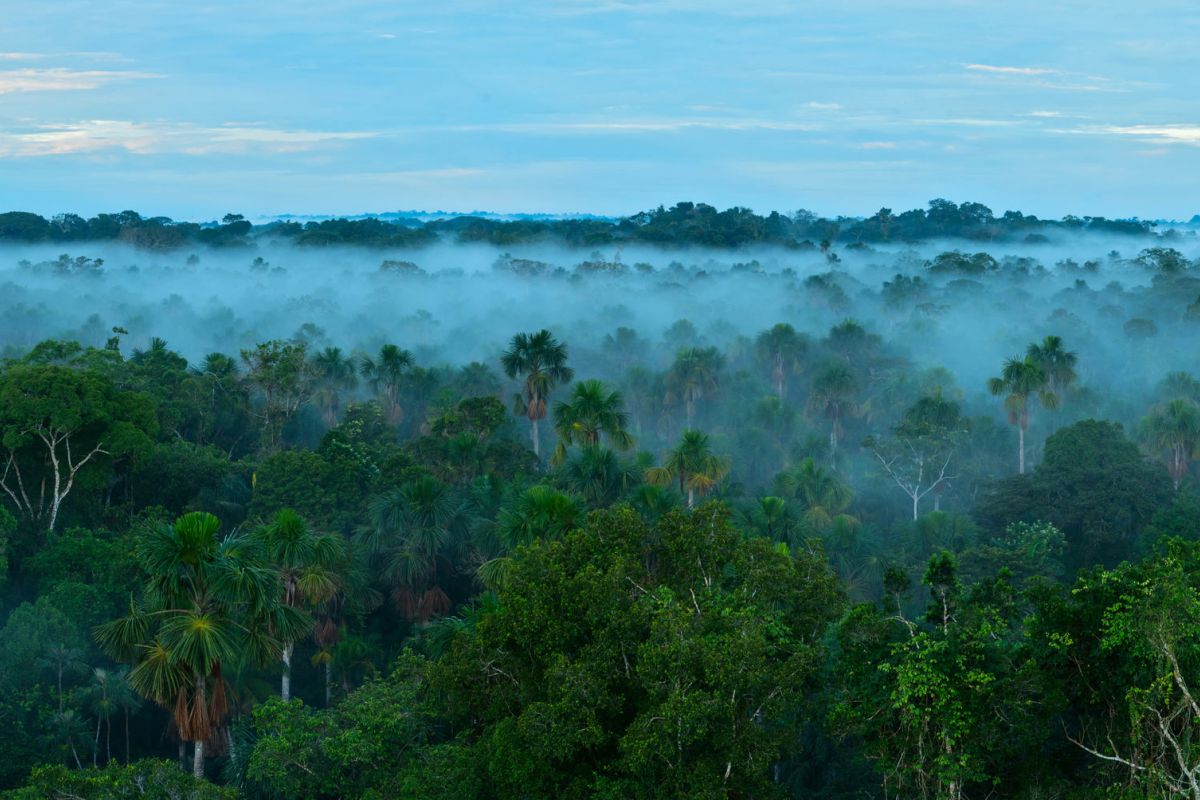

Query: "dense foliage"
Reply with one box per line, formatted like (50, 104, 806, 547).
(0, 211, 1198, 798)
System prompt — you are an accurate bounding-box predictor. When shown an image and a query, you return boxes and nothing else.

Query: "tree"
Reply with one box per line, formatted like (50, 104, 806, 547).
(96, 512, 308, 778)
(1026, 335, 1078, 404)
(432, 505, 843, 800)
(664, 346, 723, 428)
(755, 323, 806, 399)
(241, 341, 314, 454)
(359, 476, 465, 622)
(551, 379, 634, 465)
(0, 364, 157, 531)
(645, 429, 729, 508)
(1142, 398, 1200, 489)
(869, 394, 967, 520)
(808, 361, 859, 456)
(987, 356, 1054, 474)
(557, 444, 639, 508)
(359, 344, 413, 425)
(773, 457, 854, 532)
(311, 347, 358, 428)
(253, 509, 345, 701)
(501, 330, 574, 460)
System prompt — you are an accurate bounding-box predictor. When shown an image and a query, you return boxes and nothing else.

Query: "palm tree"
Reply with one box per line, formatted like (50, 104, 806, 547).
(359, 344, 413, 425)
(987, 356, 1055, 474)
(44, 709, 88, 769)
(479, 486, 584, 589)
(253, 509, 345, 701)
(558, 444, 639, 507)
(38, 642, 86, 712)
(774, 457, 854, 531)
(1142, 399, 1200, 489)
(501, 330, 575, 459)
(664, 346, 724, 428)
(551, 379, 635, 465)
(808, 361, 859, 456)
(358, 477, 465, 622)
(755, 323, 806, 399)
(645, 429, 730, 508)
(96, 512, 307, 778)
(749, 495, 793, 540)
(311, 347, 358, 428)
(1026, 335, 1078, 404)
(87, 666, 136, 766)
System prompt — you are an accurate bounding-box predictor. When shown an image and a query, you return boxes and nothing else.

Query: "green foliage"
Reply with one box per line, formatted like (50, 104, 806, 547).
(1, 759, 235, 799)
(430, 504, 843, 800)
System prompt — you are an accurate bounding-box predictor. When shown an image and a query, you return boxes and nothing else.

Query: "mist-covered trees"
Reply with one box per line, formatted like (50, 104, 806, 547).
(502, 330, 575, 460)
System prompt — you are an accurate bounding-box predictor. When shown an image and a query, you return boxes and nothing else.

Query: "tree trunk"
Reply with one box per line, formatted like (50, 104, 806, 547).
(281, 642, 293, 701)
(912, 492, 919, 522)
(94, 714, 101, 767)
(325, 660, 333, 707)
(1018, 425, 1026, 475)
(687, 488, 695, 509)
(530, 417, 540, 459)
(178, 740, 186, 770)
(193, 740, 205, 779)
(106, 716, 111, 765)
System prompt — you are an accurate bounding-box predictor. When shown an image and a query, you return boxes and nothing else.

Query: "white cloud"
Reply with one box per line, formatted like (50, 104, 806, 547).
(859, 141, 896, 149)
(1079, 124, 1200, 146)
(446, 117, 823, 134)
(0, 68, 159, 94)
(964, 63, 1056, 76)
(0, 120, 377, 157)
(1027, 110, 1063, 118)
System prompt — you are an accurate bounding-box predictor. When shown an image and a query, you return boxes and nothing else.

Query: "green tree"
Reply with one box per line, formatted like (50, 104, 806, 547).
(0, 364, 156, 531)
(1142, 398, 1200, 489)
(551, 379, 634, 465)
(241, 340, 314, 454)
(987, 355, 1055, 474)
(359, 344, 413, 425)
(501, 330, 575, 460)
(664, 346, 723, 429)
(755, 323, 806, 399)
(645, 429, 729, 509)
(433, 504, 843, 800)
(96, 512, 308, 778)
(1026, 335, 1078, 404)
(311, 347, 358, 428)
(253, 509, 345, 701)
(808, 361, 859, 456)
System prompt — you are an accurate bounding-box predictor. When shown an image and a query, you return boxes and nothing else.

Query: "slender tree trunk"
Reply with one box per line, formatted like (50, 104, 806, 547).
(106, 716, 111, 765)
(933, 492, 942, 512)
(178, 740, 186, 770)
(193, 740, 205, 779)
(94, 714, 101, 767)
(71, 743, 82, 770)
(530, 417, 540, 459)
(281, 643, 293, 701)
(687, 488, 695, 509)
(1018, 425, 1026, 475)
(325, 660, 332, 707)
(912, 492, 919, 522)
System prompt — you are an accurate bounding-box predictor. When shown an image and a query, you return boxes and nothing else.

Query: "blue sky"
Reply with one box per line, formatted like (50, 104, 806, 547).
(1, 0, 1197, 219)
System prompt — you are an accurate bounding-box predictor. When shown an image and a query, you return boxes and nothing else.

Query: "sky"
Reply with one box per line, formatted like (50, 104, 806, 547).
(0, 0, 1198, 220)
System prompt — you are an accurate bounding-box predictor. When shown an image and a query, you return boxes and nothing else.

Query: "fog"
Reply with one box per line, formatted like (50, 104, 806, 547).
(2, 230, 1198, 435)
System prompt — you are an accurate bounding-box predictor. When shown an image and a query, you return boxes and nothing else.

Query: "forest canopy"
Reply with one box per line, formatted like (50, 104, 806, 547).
(0, 204, 1197, 798)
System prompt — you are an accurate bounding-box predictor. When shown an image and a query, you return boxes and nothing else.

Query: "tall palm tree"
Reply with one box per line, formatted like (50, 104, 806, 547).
(359, 344, 413, 425)
(645, 429, 730, 508)
(1142, 398, 1200, 489)
(501, 330, 575, 459)
(755, 323, 806, 399)
(551, 379, 634, 465)
(253, 509, 345, 701)
(311, 347, 358, 428)
(808, 361, 859, 456)
(87, 666, 136, 767)
(96, 512, 307, 778)
(1026, 335, 1078, 404)
(774, 457, 854, 531)
(987, 356, 1055, 474)
(478, 486, 584, 590)
(358, 477, 465, 622)
(664, 346, 724, 428)
(558, 444, 640, 507)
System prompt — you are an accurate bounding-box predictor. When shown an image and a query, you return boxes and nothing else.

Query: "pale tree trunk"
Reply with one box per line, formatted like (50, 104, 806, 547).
(281, 643, 293, 701)
(530, 417, 540, 459)
(687, 488, 695, 509)
(912, 492, 919, 522)
(1018, 425, 1026, 475)
(193, 740, 205, 779)
(93, 714, 101, 767)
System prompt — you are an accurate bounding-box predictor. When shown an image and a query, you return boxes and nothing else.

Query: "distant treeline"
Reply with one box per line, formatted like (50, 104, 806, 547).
(0, 199, 1172, 250)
